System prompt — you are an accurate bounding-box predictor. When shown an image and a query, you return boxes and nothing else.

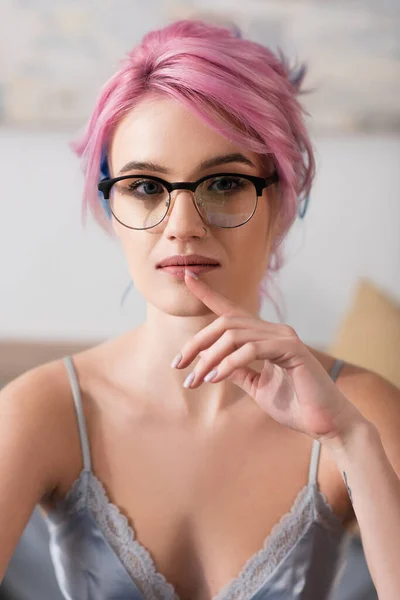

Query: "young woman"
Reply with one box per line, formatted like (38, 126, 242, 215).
(1, 19, 400, 600)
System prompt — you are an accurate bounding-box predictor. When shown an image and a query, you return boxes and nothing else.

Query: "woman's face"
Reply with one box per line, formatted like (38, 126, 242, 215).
(109, 96, 278, 317)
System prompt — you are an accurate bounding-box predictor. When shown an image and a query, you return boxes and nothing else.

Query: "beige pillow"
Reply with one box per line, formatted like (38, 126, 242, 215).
(328, 278, 400, 388)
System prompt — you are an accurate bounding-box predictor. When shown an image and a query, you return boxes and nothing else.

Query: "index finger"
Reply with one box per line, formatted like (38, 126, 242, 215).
(184, 269, 250, 317)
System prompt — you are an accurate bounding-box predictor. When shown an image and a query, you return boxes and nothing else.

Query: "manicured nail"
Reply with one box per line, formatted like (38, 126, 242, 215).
(185, 269, 199, 280)
(204, 369, 218, 382)
(183, 372, 195, 388)
(171, 353, 182, 368)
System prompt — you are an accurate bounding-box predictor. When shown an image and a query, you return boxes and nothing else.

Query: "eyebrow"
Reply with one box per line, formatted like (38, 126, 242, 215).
(118, 153, 257, 176)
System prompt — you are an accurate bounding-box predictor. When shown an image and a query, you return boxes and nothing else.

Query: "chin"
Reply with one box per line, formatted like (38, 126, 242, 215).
(146, 285, 211, 317)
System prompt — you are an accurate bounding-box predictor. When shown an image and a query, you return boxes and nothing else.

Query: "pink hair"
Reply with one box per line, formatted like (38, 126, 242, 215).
(71, 19, 315, 321)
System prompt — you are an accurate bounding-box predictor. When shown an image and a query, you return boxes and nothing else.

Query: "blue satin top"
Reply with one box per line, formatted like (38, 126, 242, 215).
(45, 356, 351, 600)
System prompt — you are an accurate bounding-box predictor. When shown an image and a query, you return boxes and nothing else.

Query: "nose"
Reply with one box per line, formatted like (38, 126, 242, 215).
(162, 189, 206, 240)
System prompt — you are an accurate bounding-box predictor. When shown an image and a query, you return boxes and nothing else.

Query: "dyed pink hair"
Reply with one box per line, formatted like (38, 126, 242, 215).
(71, 19, 315, 320)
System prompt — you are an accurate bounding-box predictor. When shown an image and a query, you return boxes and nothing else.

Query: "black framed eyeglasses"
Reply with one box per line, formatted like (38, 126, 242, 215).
(97, 171, 279, 230)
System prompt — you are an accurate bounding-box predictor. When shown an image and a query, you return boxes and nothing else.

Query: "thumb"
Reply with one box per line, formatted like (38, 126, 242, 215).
(226, 366, 261, 397)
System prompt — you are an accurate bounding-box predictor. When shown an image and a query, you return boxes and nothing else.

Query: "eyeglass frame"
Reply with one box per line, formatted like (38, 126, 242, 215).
(97, 170, 279, 230)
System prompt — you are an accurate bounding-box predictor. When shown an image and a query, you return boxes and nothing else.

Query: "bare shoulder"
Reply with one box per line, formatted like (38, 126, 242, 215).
(306, 345, 358, 377)
(307, 345, 400, 437)
(0, 358, 79, 499)
(0, 338, 123, 508)
(0, 357, 86, 574)
(307, 345, 400, 498)
(305, 346, 400, 532)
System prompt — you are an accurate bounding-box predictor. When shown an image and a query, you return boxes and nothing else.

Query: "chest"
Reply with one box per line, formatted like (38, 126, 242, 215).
(52, 408, 352, 600)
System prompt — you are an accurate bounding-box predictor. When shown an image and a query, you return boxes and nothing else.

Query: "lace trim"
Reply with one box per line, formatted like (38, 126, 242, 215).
(54, 469, 88, 517)
(54, 472, 345, 600)
(313, 486, 348, 548)
(212, 484, 315, 600)
(86, 473, 179, 600)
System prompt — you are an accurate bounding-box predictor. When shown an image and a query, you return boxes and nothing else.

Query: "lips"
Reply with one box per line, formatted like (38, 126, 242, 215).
(158, 264, 219, 279)
(156, 254, 220, 268)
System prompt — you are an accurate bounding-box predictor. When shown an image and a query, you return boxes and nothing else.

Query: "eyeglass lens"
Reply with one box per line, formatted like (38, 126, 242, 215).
(109, 175, 257, 229)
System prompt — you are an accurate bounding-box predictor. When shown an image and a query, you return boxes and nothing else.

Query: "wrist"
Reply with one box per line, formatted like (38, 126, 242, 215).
(319, 411, 378, 454)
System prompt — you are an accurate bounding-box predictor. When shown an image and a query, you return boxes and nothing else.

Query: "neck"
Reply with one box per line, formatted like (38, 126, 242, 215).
(133, 298, 261, 428)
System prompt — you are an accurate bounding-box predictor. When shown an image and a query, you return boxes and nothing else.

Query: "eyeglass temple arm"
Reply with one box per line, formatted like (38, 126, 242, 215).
(265, 171, 279, 186)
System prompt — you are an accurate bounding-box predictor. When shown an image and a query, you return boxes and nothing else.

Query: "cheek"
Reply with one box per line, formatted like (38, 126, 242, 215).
(113, 221, 148, 277)
(254, 194, 275, 262)
(230, 210, 272, 281)
(229, 228, 268, 277)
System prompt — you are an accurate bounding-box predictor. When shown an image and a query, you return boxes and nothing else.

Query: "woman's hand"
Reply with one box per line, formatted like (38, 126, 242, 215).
(173, 270, 367, 444)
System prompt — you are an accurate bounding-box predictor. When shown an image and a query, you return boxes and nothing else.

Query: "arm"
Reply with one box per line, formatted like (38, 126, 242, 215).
(321, 372, 400, 600)
(0, 362, 68, 580)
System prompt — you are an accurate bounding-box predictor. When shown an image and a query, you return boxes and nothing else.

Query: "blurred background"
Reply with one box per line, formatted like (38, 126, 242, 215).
(1, 1, 399, 599)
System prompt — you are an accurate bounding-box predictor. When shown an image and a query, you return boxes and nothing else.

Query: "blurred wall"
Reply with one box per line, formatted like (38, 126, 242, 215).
(2, 1, 399, 134)
(1, 128, 399, 347)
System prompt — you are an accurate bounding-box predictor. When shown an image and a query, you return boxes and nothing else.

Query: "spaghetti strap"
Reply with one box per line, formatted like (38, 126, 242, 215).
(329, 358, 346, 382)
(308, 358, 346, 486)
(63, 356, 92, 473)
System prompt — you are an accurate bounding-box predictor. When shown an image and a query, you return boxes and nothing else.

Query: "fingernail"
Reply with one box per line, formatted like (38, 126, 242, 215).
(171, 353, 182, 368)
(183, 372, 195, 388)
(185, 269, 199, 280)
(204, 369, 218, 383)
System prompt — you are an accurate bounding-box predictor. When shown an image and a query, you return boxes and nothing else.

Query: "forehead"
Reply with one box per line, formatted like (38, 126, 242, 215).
(109, 95, 262, 176)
